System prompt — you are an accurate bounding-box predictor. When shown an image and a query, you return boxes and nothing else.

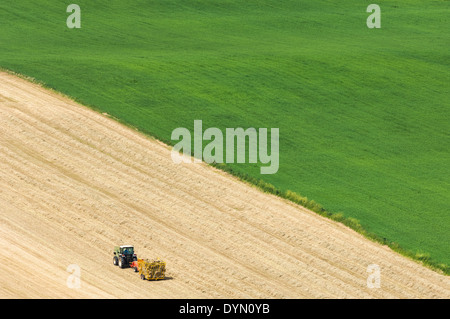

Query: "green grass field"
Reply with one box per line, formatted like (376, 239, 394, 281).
(1, 0, 448, 271)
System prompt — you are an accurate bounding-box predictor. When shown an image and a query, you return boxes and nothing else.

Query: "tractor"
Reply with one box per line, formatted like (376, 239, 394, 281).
(113, 245, 137, 268)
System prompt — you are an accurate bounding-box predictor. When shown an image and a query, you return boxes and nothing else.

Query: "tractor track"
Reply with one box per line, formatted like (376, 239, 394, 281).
(0, 71, 449, 298)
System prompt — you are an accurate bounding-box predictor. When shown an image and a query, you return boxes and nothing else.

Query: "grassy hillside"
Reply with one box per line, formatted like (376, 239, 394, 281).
(1, 0, 448, 270)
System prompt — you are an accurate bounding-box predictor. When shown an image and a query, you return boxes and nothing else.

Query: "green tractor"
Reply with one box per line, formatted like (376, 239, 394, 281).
(113, 245, 137, 268)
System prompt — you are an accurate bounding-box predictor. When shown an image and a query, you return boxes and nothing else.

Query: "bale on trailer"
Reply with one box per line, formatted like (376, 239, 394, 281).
(137, 258, 166, 280)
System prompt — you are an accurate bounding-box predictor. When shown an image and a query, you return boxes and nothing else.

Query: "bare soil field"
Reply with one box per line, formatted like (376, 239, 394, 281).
(0, 71, 448, 298)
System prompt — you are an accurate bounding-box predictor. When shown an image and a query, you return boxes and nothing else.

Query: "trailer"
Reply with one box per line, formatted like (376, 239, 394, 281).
(134, 258, 166, 281)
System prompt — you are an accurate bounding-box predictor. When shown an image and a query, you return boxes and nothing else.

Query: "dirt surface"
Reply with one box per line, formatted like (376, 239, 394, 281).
(0, 71, 448, 299)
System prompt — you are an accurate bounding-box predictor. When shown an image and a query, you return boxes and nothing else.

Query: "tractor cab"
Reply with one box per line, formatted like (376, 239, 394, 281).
(120, 245, 134, 255)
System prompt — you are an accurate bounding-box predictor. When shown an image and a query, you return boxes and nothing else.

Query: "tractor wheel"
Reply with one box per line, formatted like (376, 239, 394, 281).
(119, 257, 125, 268)
(113, 256, 118, 266)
